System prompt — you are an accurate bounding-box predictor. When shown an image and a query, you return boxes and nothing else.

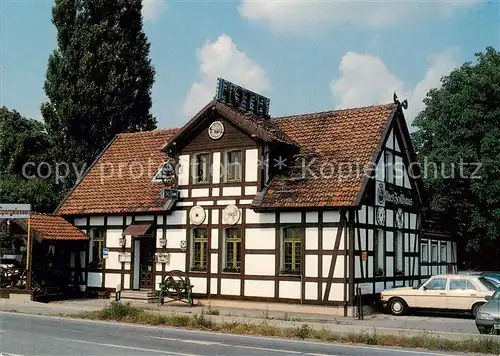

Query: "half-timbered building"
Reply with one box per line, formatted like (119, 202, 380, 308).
(55, 80, 457, 314)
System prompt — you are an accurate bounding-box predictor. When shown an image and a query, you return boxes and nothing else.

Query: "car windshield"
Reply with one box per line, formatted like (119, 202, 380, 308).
(479, 276, 497, 291)
(415, 278, 429, 289)
(485, 277, 500, 288)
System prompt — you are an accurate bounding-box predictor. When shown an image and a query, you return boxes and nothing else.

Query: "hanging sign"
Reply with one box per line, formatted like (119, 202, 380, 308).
(375, 182, 413, 208)
(215, 78, 270, 118)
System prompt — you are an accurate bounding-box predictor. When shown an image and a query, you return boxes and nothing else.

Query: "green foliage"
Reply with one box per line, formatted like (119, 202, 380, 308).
(412, 46, 500, 268)
(41, 0, 157, 190)
(0, 107, 59, 212)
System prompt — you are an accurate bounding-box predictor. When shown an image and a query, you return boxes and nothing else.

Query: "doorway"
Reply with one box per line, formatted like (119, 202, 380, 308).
(132, 237, 155, 290)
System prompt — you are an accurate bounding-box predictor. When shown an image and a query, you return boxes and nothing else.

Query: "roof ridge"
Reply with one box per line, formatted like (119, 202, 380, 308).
(273, 102, 395, 120)
(117, 128, 180, 137)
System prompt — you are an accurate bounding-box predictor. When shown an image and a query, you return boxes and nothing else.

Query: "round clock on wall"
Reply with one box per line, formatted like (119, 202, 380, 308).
(396, 208, 404, 229)
(208, 121, 225, 140)
(189, 205, 206, 225)
(222, 204, 240, 225)
(376, 207, 386, 226)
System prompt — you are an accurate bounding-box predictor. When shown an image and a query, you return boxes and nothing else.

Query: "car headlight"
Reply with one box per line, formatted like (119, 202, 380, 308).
(477, 312, 494, 321)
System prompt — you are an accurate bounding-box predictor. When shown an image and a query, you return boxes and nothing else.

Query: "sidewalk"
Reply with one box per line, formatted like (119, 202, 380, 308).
(0, 297, 487, 342)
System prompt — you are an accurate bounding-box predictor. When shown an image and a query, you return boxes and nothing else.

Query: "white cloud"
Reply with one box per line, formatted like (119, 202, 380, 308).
(330, 49, 458, 125)
(239, 0, 480, 34)
(142, 0, 167, 23)
(182, 34, 270, 118)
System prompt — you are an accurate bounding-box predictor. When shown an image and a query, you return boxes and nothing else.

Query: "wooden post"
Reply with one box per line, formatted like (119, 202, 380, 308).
(26, 215, 32, 291)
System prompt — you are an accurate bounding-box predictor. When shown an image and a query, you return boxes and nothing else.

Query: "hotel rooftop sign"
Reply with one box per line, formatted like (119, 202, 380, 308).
(215, 78, 270, 118)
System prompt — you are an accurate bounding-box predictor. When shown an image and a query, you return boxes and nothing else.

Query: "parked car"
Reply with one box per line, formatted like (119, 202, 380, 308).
(459, 271, 500, 288)
(380, 274, 497, 316)
(475, 287, 500, 335)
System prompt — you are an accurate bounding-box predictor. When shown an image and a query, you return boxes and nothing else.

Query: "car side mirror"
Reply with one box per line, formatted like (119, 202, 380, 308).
(423, 286, 428, 291)
(485, 295, 491, 301)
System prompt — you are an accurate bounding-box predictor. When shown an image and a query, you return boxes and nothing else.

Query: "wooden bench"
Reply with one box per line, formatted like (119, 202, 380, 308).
(157, 270, 194, 307)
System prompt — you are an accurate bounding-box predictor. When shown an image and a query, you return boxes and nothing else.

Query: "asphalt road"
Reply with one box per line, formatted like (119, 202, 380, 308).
(0, 312, 478, 356)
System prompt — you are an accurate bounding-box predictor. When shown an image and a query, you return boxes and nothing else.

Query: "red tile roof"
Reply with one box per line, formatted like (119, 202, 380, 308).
(254, 103, 397, 208)
(57, 129, 179, 215)
(56, 102, 397, 214)
(11, 213, 89, 241)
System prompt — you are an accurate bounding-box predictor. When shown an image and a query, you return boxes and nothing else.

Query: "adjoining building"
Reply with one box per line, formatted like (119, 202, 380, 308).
(0, 208, 88, 301)
(55, 79, 457, 314)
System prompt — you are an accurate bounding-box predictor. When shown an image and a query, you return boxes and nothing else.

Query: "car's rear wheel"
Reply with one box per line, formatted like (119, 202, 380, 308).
(472, 303, 485, 318)
(388, 298, 407, 316)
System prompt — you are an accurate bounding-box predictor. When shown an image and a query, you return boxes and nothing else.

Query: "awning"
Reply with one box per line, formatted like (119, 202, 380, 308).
(122, 223, 152, 237)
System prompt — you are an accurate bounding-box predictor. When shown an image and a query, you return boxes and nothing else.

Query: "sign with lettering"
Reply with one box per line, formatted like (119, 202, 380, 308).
(375, 181, 413, 208)
(215, 78, 270, 118)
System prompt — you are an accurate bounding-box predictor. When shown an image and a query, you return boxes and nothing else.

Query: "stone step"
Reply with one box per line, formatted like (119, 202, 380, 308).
(110, 290, 158, 304)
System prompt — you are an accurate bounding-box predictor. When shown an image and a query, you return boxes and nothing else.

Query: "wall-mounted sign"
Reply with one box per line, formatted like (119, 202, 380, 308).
(395, 208, 404, 229)
(376, 207, 386, 226)
(103, 248, 109, 259)
(361, 251, 368, 261)
(180, 240, 187, 252)
(208, 121, 225, 140)
(118, 252, 132, 263)
(375, 181, 413, 208)
(215, 78, 270, 118)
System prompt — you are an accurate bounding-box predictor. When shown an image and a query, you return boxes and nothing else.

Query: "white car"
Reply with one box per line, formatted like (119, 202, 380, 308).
(380, 274, 497, 316)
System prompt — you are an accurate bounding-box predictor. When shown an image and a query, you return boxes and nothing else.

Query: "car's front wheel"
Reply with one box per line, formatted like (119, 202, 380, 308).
(477, 326, 493, 335)
(388, 297, 408, 316)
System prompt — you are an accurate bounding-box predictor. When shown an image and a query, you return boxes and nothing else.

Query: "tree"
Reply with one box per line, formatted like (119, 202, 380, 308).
(0, 107, 59, 212)
(412, 46, 500, 269)
(41, 0, 157, 191)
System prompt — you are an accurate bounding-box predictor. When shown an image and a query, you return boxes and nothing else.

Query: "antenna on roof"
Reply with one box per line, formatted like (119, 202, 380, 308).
(393, 92, 408, 110)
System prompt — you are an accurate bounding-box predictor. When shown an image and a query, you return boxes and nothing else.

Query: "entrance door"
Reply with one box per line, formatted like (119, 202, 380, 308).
(139, 238, 155, 289)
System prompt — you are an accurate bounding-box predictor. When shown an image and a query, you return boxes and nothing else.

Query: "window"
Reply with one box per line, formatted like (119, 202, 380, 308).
(191, 153, 210, 184)
(425, 277, 447, 290)
(281, 227, 302, 275)
(191, 228, 208, 272)
(395, 231, 403, 275)
(431, 243, 438, 262)
(440, 242, 447, 262)
(420, 241, 428, 262)
(479, 277, 497, 291)
(450, 279, 479, 291)
(385, 151, 394, 183)
(90, 229, 105, 268)
(224, 150, 242, 182)
(223, 228, 242, 273)
(374, 229, 384, 276)
(449, 279, 467, 290)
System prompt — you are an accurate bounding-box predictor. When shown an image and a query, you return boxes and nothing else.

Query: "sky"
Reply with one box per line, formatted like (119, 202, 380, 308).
(1, 0, 499, 130)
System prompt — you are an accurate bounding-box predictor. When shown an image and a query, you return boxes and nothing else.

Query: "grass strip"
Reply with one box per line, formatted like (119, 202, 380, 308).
(72, 301, 500, 355)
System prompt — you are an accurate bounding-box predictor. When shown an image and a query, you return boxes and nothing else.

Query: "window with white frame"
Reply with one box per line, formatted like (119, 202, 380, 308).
(89, 228, 105, 269)
(191, 153, 210, 184)
(190, 228, 208, 272)
(224, 150, 242, 182)
(431, 242, 438, 262)
(281, 227, 302, 275)
(374, 229, 384, 276)
(440, 242, 447, 263)
(420, 241, 429, 262)
(395, 231, 404, 275)
(223, 228, 242, 273)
